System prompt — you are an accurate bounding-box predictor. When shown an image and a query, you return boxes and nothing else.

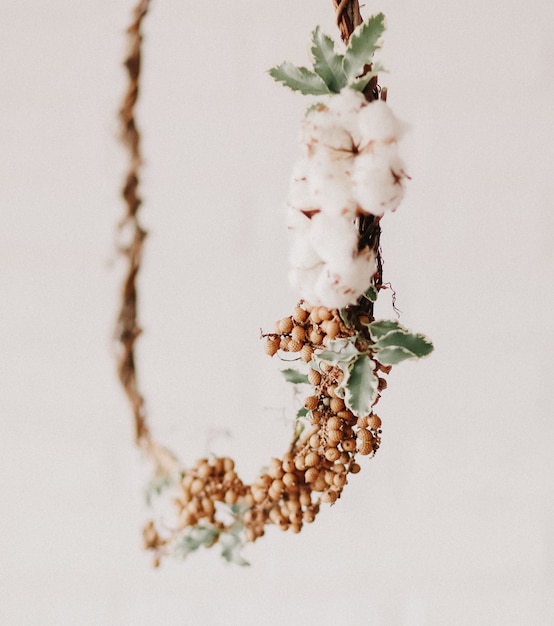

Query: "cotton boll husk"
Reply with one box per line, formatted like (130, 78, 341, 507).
(357, 99, 407, 147)
(351, 145, 407, 216)
(307, 149, 357, 217)
(289, 265, 323, 306)
(307, 213, 358, 265)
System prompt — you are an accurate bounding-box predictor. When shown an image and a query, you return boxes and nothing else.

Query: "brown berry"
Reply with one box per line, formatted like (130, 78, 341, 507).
(304, 395, 319, 411)
(265, 337, 280, 356)
(301, 344, 314, 363)
(293, 306, 309, 323)
(279, 317, 294, 334)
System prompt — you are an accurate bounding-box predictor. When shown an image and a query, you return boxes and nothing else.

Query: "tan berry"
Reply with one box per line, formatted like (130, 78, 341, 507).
(330, 397, 345, 413)
(309, 433, 321, 449)
(293, 306, 309, 323)
(327, 416, 342, 431)
(325, 447, 340, 462)
(309, 329, 324, 344)
(280, 336, 291, 351)
(350, 462, 361, 474)
(308, 369, 321, 386)
(304, 451, 319, 467)
(325, 320, 340, 339)
(342, 438, 357, 452)
(301, 344, 314, 363)
(294, 455, 306, 471)
(304, 467, 319, 483)
(288, 339, 302, 352)
(318, 306, 333, 321)
(333, 473, 347, 488)
(279, 317, 294, 334)
(265, 337, 280, 356)
(367, 414, 382, 430)
(327, 429, 342, 446)
(321, 489, 338, 503)
(304, 395, 319, 411)
(291, 325, 306, 342)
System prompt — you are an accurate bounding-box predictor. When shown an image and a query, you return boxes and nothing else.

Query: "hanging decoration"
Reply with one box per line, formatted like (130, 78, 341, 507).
(116, 0, 433, 566)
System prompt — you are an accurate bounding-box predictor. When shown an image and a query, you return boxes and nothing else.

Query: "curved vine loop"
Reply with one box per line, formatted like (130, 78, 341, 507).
(114, 0, 432, 566)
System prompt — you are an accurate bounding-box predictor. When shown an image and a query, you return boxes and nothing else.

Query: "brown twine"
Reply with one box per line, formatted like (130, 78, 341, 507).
(115, 0, 379, 461)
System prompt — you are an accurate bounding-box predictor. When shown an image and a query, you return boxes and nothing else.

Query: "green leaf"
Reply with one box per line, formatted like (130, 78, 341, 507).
(219, 524, 250, 567)
(375, 330, 434, 364)
(343, 355, 379, 417)
(343, 14, 386, 81)
(363, 286, 379, 303)
(367, 319, 403, 339)
(316, 338, 360, 363)
(174, 526, 218, 558)
(281, 368, 310, 385)
(348, 64, 385, 92)
(338, 307, 354, 329)
(296, 407, 309, 420)
(311, 26, 347, 93)
(269, 62, 331, 95)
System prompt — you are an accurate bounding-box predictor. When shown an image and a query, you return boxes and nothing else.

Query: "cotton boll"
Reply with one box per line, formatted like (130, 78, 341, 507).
(286, 204, 313, 233)
(307, 213, 358, 265)
(289, 230, 322, 270)
(326, 88, 367, 145)
(289, 265, 323, 306)
(315, 248, 378, 309)
(351, 145, 407, 216)
(288, 159, 318, 212)
(301, 104, 356, 153)
(357, 100, 407, 147)
(307, 149, 357, 217)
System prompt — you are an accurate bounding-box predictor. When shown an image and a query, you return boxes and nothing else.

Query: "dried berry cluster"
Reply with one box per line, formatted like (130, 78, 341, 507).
(143, 302, 385, 565)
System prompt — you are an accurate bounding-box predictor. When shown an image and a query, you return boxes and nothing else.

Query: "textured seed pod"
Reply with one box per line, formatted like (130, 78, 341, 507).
(318, 306, 333, 321)
(321, 489, 338, 503)
(309, 329, 324, 344)
(342, 438, 357, 452)
(268, 458, 284, 479)
(325, 447, 340, 462)
(304, 451, 319, 468)
(282, 453, 295, 473)
(367, 414, 382, 430)
(338, 451, 350, 464)
(293, 306, 309, 323)
(301, 344, 314, 363)
(280, 336, 291, 351)
(330, 397, 345, 413)
(224, 489, 238, 505)
(279, 317, 294, 334)
(309, 433, 321, 449)
(304, 395, 319, 411)
(327, 429, 342, 446)
(357, 440, 373, 455)
(288, 339, 303, 353)
(333, 463, 346, 474)
(333, 473, 347, 488)
(291, 325, 306, 343)
(310, 308, 322, 324)
(311, 409, 322, 423)
(308, 369, 321, 386)
(356, 415, 369, 428)
(304, 467, 319, 483)
(325, 320, 340, 339)
(265, 336, 280, 356)
(324, 470, 335, 486)
(190, 478, 205, 495)
(299, 490, 312, 507)
(312, 475, 327, 491)
(327, 416, 342, 431)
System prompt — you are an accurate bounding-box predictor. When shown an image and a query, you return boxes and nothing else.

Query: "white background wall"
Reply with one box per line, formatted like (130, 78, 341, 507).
(1, 1, 553, 624)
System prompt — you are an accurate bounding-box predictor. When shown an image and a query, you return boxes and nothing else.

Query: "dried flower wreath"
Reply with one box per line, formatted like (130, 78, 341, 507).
(116, 0, 433, 566)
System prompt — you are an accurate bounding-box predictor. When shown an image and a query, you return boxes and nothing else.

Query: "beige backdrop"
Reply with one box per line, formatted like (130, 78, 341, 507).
(1, 0, 553, 624)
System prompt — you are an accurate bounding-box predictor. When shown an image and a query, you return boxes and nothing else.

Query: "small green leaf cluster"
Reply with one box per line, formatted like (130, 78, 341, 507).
(173, 522, 250, 566)
(269, 14, 385, 95)
(313, 319, 433, 417)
